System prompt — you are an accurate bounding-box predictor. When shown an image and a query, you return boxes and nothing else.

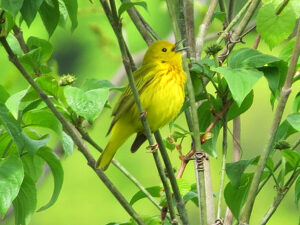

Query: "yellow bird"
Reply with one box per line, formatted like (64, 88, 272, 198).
(97, 40, 187, 170)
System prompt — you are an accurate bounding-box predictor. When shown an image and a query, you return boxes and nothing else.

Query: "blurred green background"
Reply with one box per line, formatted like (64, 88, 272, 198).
(0, 0, 299, 224)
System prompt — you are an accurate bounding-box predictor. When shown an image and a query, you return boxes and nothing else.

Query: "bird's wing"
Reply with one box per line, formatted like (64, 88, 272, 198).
(106, 64, 157, 135)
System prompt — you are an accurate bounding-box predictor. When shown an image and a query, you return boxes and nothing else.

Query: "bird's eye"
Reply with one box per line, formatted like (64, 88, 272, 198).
(162, 48, 167, 52)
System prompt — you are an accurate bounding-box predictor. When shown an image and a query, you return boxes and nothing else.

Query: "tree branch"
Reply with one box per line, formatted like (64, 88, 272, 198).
(0, 36, 146, 225)
(240, 21, 300, 225)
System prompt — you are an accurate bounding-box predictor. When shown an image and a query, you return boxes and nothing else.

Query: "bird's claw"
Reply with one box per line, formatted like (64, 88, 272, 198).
(146, 143, 158, 153)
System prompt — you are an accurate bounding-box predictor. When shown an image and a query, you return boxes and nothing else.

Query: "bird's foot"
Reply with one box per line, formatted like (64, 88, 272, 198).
(146, 143, 159, 153)
(139, 110, 147, 120)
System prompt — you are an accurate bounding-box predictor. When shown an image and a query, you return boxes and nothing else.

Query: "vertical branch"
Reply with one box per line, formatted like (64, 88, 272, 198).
(185, 0, 196, 59)
(227, 0, 235, 23)
(0, 36, 146, 225)
(154, 131, 189, 225)
(224, 117, 242, 225)
(166, 0, 208, 224)
(196, 0, 219, 60)
(99, 0, 179, 223)
(240, 22, 300, 225)
(217, 119, 228, 219)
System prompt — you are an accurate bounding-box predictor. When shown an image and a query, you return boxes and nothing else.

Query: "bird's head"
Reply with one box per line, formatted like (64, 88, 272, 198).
(142, 40, 188, 66)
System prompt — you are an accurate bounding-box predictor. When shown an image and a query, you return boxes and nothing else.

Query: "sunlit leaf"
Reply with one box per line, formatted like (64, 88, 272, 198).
(130, 186, 161, 205)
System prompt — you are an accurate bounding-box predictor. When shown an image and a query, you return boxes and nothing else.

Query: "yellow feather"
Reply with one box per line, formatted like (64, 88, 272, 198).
(96, 40, 186, 170)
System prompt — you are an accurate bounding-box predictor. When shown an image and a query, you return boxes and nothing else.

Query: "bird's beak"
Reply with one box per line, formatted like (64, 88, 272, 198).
(172, 39, 189, 52)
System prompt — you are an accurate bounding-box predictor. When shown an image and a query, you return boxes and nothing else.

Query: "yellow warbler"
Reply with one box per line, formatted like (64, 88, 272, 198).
(97, 40, 187, 170)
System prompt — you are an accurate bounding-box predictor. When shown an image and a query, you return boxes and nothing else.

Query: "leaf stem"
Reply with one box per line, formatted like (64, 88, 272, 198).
(240, 21, 300, 225)
(0, 36, 146, 225)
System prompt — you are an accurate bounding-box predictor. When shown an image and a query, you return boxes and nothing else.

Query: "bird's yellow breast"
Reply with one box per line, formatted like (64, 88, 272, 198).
(137, 64, 186, 131)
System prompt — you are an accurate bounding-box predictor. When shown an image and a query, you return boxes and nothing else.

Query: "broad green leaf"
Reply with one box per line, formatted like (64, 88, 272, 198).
(293, 92, 300, 113)
(224, 173, 253, 220)
(295, 176, 300, 207)
(37, 147, 64, 211)
(19, 48, 43, 73)
(213, 11, 226, 22)
(211, 67, 263, 106)
(0, 103, 49, 154)
(20, 0, 44, 26)
(163, 138, 175, 151)
(130, 186, 161, 205)
(27, 37, 53, 62)
(226, 156, 259, 188)
(281, 149, 300, 169)
(13, 175, 37, 225)
(129, 216, 161, 225)
(202, 122, 221, 157)
(183, 191, 198, 206)
(275, 120, 297, 143)
(0, 0, 24, 16)
(21, 154, 45, 183)
(227, 91, 254, 121)
(61, 132, 73, 156)
(81, 79, 124, 92)
(260, 61, 288, 96)
(228, 48, 280, 69)
(176, 178, 190, 197)
(118, 1, 148, 17)
(39, 0, 60, 37)
(257, 3, 297, 49)
(0, 156, 24, 217)
(59, 0, 78, 31)
(5, 90, 27, 119)
(287, 113, 300, 131)
(64, 86, 109, 123)
(0, 85, 9, 104)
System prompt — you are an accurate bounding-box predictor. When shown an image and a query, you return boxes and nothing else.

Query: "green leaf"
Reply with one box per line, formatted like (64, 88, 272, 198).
(64, 86, 109, 123)
(275, 120, 297, 143)
(19, 48, 43, 73)
(35, 75, 59, 98)
(224, 173, 253, 220)
(118, 1, 148, 18)
(0, 156, 24, 218)
(257, 3, 297, 49)
(36, 147, 64, 211)
(39, 0, 60, 37)
(183, 191, 198, 206)
(13, 175, 37, 225)
(20, 0, 44, 26)
(130, 186, 161, 205)
(21, 154, 45, 183)
(176, 178, 190, 197)
(0, 0, 24, 16)
(281, 149, 300, 169)
(211, 67, 263, 106)
(295, 176, 300, 207)
(227, 91, 254, 121)
(226, 156, 259, 188)
(0, 85, 10, 104)
(5, 90, 27, 119)
(287, 113, 300, 131)
(213, 11, 226, 22)
(61, 132, 73, 156)
(27, 37, 53, 62)
(58, 0, 78, 31)
(293, 92, 300, 113)
(81, 79, 124, 92)
(0, 103, 49, 154)
(228, 48, 280, 69)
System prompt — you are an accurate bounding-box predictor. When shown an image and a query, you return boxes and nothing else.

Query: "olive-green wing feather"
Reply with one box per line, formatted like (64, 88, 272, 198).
(106, 64, 157, 135)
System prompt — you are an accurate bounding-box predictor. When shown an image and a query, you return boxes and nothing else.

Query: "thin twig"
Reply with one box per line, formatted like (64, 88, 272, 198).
(260, 169, 300, 225)
(12, 25, 29, 53)
(78, 128, 162, 211)
(240, 21, 300, 225)
(196, 0, 219, 60)
(99, 0, 179, 222)
(0, 36, 146, 225)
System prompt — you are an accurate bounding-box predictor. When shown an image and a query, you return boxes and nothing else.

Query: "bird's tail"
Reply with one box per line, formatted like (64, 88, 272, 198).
(96, 119, 134, 170)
